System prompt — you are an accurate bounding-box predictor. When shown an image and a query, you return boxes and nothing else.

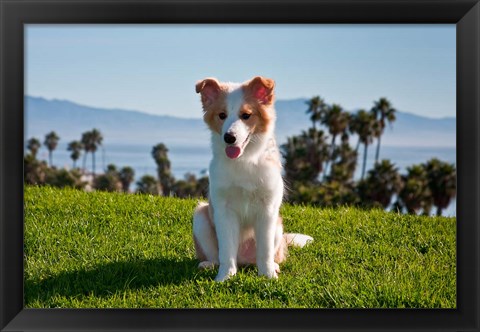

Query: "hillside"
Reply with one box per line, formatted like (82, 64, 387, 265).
(24, 186, 456, 308)
(25, 96, 455, 147)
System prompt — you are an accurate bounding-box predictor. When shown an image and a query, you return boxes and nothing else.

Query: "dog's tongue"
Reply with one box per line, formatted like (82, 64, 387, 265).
(225, 146, 241, 159)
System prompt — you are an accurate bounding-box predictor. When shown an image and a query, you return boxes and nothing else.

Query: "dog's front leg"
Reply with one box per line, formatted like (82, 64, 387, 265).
(214, 207, 240, 282)
(255, 208, 278, 279)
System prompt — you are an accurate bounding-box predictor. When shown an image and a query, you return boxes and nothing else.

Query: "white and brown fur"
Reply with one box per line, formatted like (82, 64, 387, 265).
(193, 76, 313, 282)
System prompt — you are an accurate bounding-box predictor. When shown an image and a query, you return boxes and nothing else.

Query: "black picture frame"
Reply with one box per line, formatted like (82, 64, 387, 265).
(1, 0, 479, 331)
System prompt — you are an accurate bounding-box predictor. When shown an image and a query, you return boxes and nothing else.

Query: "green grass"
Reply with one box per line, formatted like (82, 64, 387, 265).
(24, 185, 456, 308)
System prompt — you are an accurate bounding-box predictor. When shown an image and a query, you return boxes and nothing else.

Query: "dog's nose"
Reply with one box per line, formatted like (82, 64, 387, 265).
(224, 132, 236, 144)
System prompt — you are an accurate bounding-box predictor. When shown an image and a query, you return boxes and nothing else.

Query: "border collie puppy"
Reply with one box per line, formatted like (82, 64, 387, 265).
(193, 76, 313, 282)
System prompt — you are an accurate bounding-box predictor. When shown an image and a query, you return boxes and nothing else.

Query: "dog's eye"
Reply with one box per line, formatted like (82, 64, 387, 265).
(219, 113, 227, 120)
(241, 113, 251, 120)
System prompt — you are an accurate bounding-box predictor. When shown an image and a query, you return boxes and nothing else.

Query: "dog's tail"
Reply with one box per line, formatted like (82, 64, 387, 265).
(284, 233, 313, 248)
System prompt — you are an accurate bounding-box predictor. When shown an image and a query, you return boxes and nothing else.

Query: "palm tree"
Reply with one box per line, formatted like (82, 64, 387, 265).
(424, 158, 456, 216)
(371, 97, 396, 164)
(357, 159, 403, 209)
(43, 131, 60, 167)
(398, 164, 432, 215)
(27, 137, 41, 158)
(351, 110, 379, 179)
(348, 111, 362, 153)
(281, 128, 329, 184)
(93, 165, 122, 192)
(67, 140, 83, 169)
(106, 164, 118, 174)
(305, 96, 328, 130)
(81, 129, 103, 175)
(329, 134, 358, 183)
(152, 143, 174, 196)
(81, 131, 90, 171)
(171, 172, 200, 198)
(88, 129, 103, 176)
(119, 166, 135, 193)
(321, 104, 350, 179)
(136, 175, 161, 195)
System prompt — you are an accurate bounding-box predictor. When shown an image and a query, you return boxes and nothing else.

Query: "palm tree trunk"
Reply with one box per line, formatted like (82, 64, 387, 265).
(49, 151, 53, 167)
(361, 144, 368, 180)
(83, 153, 87, 172)
(375, 133, 382, 164)
(436, 207, 442, 217)
(355, 138, 361, 153)
(73, 159, 77, 169)
(329, 136, 338, 178)
(323, 135, 336, 181)
(92, 152, 96, 176)
(323, 135, 337, 179)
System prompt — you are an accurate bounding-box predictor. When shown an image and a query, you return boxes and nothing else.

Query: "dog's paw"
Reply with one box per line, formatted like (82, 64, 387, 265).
(258, 263, 278, 279)
(198, 261, 216, 270)
(214, 274, 231, 282)
(274, 262, 280, 274)
(214, 266, 237, 282)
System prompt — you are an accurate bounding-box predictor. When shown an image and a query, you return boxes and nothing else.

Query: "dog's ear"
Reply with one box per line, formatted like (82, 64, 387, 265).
(196, 78, 221, 108)
(246, 76, 275, 105)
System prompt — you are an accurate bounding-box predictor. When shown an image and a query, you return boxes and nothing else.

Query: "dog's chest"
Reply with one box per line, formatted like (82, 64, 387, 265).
(226, 185, 261, 219)
(211, 161, 281, 218)
(216, 161, 272, 192)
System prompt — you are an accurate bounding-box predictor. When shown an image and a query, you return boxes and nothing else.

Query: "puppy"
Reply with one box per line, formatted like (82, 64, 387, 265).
(193, 76, 313, 281)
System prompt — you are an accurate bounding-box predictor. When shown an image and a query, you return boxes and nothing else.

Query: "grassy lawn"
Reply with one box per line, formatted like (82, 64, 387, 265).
(24, 185, 456, 308)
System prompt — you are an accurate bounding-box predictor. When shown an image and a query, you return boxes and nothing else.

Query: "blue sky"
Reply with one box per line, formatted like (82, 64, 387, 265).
(26, 24, 455, 119)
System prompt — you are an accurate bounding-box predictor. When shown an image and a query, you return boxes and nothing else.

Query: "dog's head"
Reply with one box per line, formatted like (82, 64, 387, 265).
(196, 76, 276, 160)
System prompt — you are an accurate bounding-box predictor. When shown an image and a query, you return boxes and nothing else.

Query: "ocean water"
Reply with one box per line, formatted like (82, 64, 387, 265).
(33, 143, 456, 217)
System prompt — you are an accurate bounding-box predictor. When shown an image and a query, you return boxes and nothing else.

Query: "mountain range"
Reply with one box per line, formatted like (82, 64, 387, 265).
(25, 96, 455, 148)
